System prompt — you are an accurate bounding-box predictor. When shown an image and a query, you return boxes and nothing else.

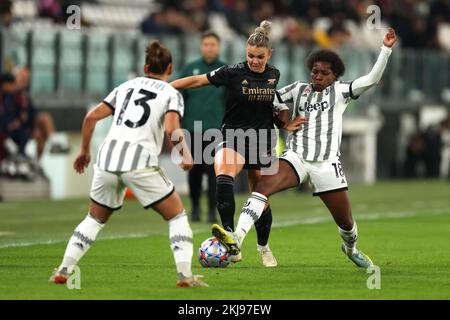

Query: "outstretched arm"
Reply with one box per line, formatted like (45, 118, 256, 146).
(170, 74, 211, 90)
(351, 28, 397, 98)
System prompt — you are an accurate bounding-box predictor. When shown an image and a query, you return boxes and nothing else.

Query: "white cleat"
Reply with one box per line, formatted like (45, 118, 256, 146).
(257, 245, 278, 267)
(230, 252, 242, 263)
(176, 274, 209, 287)
(341, 244, 374, 268)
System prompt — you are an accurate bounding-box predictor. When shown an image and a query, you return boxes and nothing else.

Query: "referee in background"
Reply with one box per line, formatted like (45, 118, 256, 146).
(180, 30, 225, 223)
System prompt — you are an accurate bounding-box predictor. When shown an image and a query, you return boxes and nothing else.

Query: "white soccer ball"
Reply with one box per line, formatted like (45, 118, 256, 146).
(198, 237, 231, 268)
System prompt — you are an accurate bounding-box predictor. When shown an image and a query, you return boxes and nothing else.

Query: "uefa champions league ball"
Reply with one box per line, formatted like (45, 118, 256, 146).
(198, 237, 231, 268)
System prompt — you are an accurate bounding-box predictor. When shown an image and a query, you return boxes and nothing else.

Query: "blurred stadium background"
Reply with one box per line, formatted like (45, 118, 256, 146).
(1, 0, 450, 300)
(1, 0, 450, 201)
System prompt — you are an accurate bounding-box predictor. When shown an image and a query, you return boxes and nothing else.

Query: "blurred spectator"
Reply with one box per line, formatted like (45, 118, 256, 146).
(7, 0, 450, 51)
(141, 4, 204, 35)
(141, 11, 172, 35)
(0, 0, 19, 74)
(0, 67, 69, 179)
(180, 30, 225, 222)
(439, 118, 450, 179)
(422, 125, 442, 177)
(38, 0, 64, 23)
(224, 0, 254, 36)
(183, 0, 211, 32)
(0, 0, 12, 27)
(404, 131, 426, 178)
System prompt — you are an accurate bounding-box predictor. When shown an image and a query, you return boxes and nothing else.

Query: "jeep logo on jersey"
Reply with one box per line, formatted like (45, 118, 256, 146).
(299, 101, 330, 113)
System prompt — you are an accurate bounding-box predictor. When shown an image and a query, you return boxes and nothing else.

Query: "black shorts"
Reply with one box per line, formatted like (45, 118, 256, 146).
(217, 128, 278, 170)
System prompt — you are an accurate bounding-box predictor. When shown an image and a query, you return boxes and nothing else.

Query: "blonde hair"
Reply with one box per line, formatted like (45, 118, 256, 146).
(247, 20, 272, 49)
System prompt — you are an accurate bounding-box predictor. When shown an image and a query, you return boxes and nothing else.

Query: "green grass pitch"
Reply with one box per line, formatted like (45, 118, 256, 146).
(0, 180, 449, 299)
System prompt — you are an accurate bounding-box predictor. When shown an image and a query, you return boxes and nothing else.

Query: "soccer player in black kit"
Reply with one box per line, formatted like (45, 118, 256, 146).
(171, 21, 306, 266)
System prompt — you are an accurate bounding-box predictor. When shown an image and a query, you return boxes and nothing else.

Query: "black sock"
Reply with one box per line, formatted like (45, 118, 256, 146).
(216, 175, 235, 231)
(188, 164, 202, 209)
(255, 206, 272, 246)
(207, 165, 216, 216)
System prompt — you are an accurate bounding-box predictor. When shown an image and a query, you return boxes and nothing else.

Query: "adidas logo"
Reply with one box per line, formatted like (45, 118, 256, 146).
(341, 179, 346, 184)
(73, 242, 84, 250)
(241, 79, 248, 85)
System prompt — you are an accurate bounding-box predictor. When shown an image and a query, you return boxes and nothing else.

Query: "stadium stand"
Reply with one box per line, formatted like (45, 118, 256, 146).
(1, 0, 449, 201)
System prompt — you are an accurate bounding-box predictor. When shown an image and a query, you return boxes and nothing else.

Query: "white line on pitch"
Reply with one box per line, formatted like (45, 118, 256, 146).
(0, 208, 448, 249)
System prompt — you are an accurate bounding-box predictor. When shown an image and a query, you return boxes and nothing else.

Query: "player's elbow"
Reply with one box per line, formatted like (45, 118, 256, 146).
(165, 125, 176, 137)
(84, 111, 99, 126)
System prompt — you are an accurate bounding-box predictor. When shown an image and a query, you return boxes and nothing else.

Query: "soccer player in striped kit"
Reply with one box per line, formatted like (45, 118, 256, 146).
(171, 21, 306, 267)
(49, 41, 207, 287)
(218, 28, 397, 268)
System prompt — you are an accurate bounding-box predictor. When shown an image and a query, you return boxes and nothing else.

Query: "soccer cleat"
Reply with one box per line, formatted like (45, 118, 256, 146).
(211, 224, 240, 256)
(257, 245, 278, 267)
(176, 274, 209, 287)
(49, 267, 70, 284)
(230, 252, 242, 263)
(341, 244, 373, 268)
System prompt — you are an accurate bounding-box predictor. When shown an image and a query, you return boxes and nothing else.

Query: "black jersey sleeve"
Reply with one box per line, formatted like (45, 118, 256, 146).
(206, 65, 231, 87)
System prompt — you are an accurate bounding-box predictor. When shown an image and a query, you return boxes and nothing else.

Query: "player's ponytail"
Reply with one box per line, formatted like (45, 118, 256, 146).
(247, 20, 272, 50)
(145, 40, 172, 74)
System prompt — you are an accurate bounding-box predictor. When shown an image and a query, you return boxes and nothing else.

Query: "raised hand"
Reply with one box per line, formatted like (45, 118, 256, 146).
(383, 28, 397, 48)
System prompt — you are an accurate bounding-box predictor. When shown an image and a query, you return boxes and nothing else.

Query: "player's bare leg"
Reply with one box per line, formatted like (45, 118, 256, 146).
(152, 191, 208, 287)
(50, 202, 112, 283)
(319, 191, 373, 268)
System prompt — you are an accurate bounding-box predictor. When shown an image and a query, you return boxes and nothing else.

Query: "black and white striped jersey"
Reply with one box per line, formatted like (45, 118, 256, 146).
(275, 80, 358, 162)
(97, 76, 184, 172)
(275, 45, 392, 162)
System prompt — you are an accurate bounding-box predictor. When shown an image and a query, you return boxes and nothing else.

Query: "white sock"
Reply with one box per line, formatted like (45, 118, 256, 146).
(339, 223, 358, 253)
(59, 213, 105, 273)
(257, 244, 269, 252)
(168, 210, 193, 278)
(235, 192, 268, 245)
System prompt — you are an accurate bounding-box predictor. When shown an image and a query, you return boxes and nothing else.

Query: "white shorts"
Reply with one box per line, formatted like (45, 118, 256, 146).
(280, 149, 348, 196)
(90, 166, 174, 210)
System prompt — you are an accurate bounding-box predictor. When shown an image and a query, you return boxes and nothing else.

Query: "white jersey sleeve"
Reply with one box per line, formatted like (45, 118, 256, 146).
(349, 45, 392, 98)
(335, 81, 358, 104)
(166, 89, 184, 118)
(103, 87, 119, 111)
(274, 81, 302, 113)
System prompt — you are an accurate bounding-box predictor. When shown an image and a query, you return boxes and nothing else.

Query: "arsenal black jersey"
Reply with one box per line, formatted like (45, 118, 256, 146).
(206, 62, 280, 131)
